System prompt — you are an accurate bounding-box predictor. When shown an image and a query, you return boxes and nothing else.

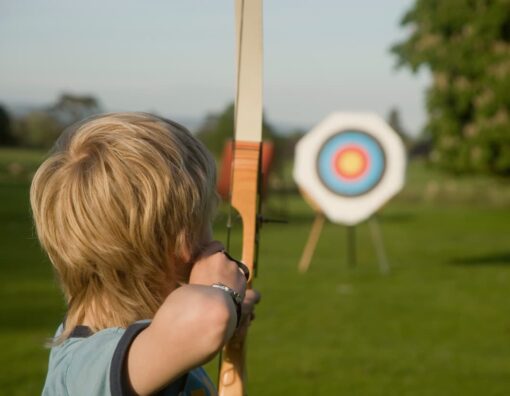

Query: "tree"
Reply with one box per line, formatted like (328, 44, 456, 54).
(49, 93, 102, 126)
(0, 105, 15, 146)
(13, 111, 61, 148)
(12, 93, 103, 148)
(392, 0, 510, 175)
(387, 107, 412, 151)
(195, 102, 279, 158)
(196, 103, 293, 196)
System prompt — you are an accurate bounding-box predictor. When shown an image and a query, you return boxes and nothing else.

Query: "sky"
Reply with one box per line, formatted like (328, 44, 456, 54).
(0, 0, 430, 136)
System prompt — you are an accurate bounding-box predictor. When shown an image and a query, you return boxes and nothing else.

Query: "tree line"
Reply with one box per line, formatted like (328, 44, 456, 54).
(0, 94, 101, 149)
(392, 0, 510, 175)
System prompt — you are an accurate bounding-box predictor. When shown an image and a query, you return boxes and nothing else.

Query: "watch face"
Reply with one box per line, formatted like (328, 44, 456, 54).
(212, 283, 242, 303)
(316, 130, 386, 197)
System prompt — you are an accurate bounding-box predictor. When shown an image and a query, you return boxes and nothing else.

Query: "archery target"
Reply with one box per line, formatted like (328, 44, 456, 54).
(293, 112, 406, 225)
(316, 131, 386, 197)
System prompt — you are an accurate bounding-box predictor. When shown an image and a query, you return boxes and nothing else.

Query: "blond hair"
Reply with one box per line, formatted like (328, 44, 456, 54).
(30, 113, 217, 340)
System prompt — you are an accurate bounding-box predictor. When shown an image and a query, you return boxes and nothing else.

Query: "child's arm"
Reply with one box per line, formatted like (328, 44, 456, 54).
(126, 249, 247, 395)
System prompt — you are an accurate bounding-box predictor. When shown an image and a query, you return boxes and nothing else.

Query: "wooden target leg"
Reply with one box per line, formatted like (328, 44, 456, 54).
(298, 213, 325, 273)
(369, 216, 390, 274)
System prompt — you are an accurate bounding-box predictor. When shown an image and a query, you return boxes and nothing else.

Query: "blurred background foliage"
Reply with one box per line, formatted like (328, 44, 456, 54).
(0, 94, 102, 149)
(1, 0, 510, 394)
(392, 0, 510, 175)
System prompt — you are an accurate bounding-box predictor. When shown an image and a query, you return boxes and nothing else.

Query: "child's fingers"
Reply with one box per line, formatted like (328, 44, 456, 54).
(241, 290, 260, 315)
(244, 289, 261, 305)
(231, 290, 261, 343)
(221, 250, 250, 281)
(189, 248, 247, 299)
(240, 289, 261, 325)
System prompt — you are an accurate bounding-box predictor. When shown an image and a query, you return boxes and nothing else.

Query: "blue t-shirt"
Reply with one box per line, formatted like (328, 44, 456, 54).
(42, 321, 217, 396)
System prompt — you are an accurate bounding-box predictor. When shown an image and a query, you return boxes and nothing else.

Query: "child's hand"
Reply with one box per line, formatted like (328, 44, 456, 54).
(231, 288, 261, 344)
(189, 241, 247, 299)
(189, 241, 261, 339)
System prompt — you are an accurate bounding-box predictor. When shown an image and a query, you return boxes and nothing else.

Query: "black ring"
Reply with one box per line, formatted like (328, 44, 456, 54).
(222, 250, 250, 281)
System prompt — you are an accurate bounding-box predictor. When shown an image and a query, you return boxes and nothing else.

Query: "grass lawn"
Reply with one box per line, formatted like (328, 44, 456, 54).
(1, 149, 509, 395)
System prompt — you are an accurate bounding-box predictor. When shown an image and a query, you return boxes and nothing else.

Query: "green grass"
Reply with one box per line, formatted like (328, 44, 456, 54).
(1, 151, 510, 395)
(0, 147, 46, 182)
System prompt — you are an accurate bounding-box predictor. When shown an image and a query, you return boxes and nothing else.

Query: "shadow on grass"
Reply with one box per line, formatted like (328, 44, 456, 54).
(377, 211, 415, 223)
(449, 252, 510, 266)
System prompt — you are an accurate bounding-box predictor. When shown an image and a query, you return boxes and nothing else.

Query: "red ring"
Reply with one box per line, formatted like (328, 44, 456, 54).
(331, 145, 370, 181)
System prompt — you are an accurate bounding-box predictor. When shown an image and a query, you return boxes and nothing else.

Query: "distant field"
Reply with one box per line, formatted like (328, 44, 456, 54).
(1, 148, 509, 395)
(0, 148, 46, 182)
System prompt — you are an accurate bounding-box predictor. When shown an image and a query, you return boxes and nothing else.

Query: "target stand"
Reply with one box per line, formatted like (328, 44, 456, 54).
(294, 112, 406, 273)
(297, 206, 390, 274)
(297, 187, 389, 274)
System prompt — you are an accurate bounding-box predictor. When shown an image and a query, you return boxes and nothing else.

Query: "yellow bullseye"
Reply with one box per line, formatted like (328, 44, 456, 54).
(336, 150, 365, 177)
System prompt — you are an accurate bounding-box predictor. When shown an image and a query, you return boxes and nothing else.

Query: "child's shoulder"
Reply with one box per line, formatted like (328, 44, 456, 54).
(42, 321, 217, 396)
(42, 321, 149, 396)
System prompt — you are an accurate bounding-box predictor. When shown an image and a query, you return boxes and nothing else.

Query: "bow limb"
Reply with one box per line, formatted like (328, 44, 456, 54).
(218, 1, 263, 395)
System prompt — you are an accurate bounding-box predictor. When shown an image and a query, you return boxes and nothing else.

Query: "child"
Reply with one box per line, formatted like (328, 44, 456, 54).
(31, 112, 259, 395)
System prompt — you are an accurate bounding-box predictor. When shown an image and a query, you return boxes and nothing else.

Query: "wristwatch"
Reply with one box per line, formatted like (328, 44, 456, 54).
(211, 283, 243, 328)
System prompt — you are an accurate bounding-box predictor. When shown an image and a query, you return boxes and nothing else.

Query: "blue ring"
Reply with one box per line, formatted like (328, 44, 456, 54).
(316, 131, 386, 197)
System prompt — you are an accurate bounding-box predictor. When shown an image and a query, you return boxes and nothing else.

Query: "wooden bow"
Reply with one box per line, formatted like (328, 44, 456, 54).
(218, 1, 263, 395)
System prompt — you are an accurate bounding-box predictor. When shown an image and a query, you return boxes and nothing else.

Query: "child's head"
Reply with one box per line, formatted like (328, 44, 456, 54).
(31, 112, 217, 336)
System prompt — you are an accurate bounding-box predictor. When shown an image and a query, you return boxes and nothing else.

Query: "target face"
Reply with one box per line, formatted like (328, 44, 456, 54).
(293, 112, 406, 225)
(317, 131, 386, 197)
